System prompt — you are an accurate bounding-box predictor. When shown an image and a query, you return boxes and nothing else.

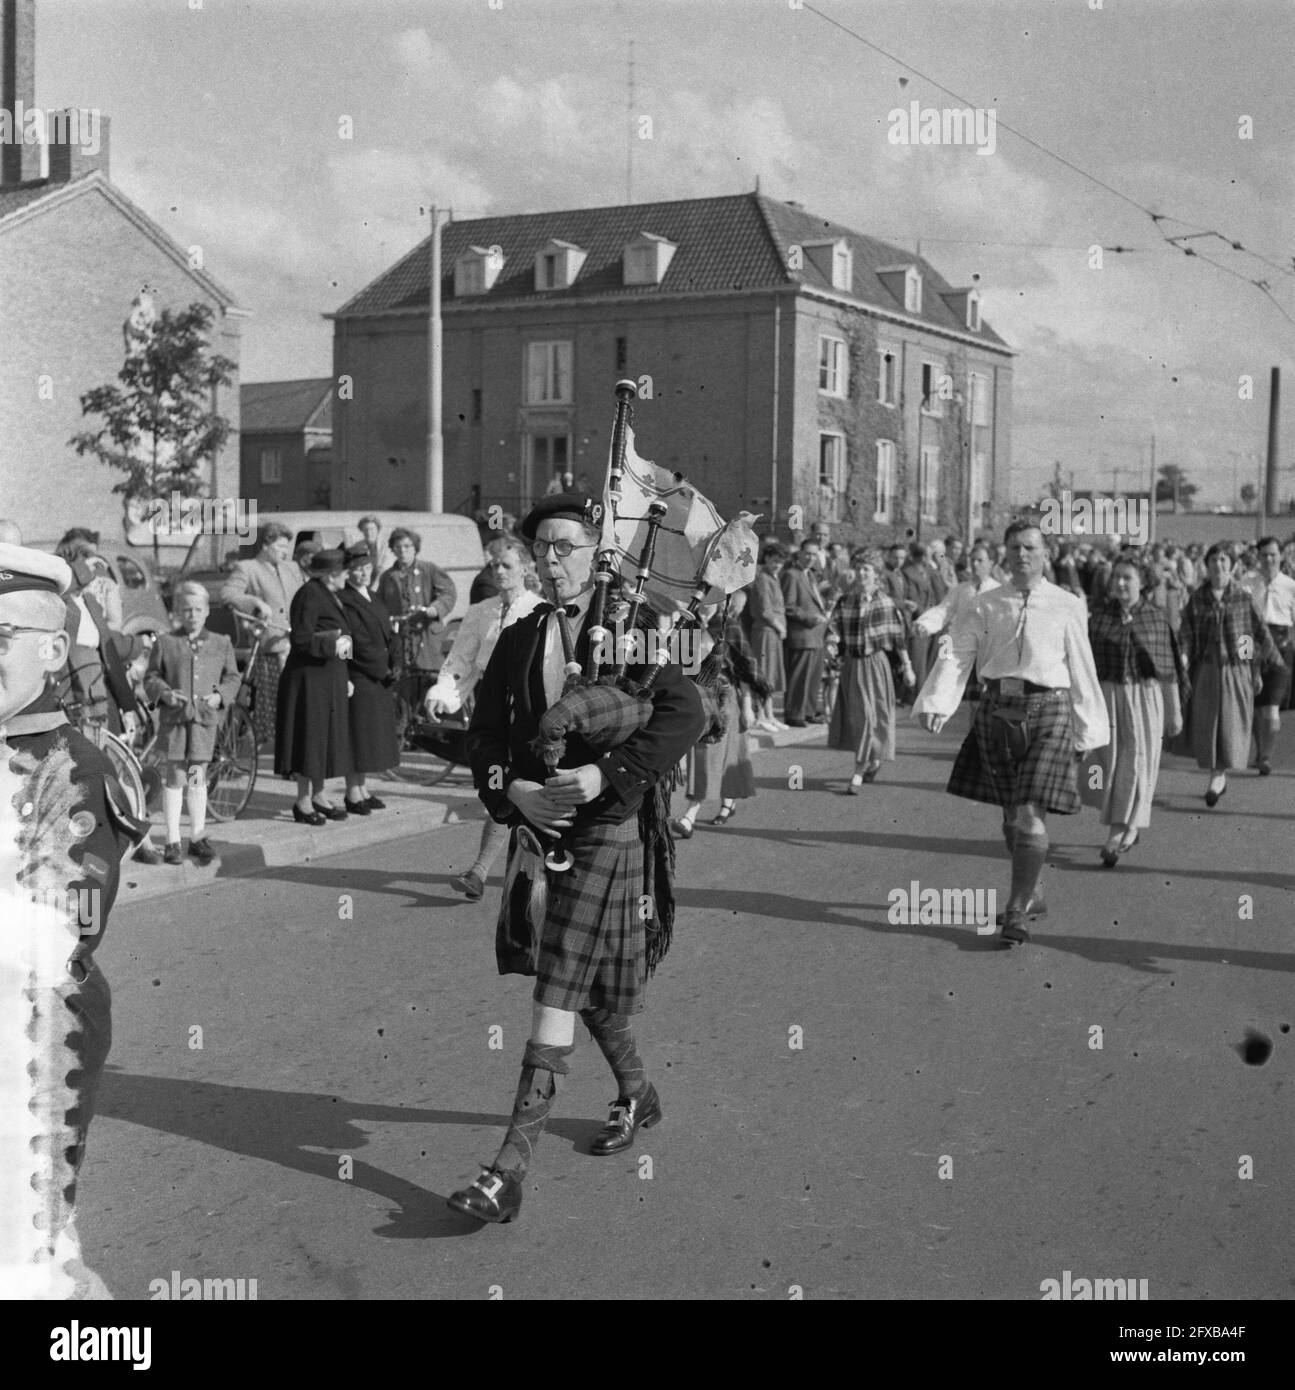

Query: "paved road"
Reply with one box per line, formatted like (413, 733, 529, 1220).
(80, 707, 1295, 1299)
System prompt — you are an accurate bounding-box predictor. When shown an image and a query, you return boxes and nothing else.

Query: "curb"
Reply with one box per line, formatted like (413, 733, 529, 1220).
(116, 798, 465, 907)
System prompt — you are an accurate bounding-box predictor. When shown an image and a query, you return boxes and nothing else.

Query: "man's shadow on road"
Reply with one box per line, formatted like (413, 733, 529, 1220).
(95, 1069, 602, 1239)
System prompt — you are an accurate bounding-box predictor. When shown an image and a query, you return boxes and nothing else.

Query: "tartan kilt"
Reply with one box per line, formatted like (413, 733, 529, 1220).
(495, 817, 647, 1015)
(947, 689, 1083, 814)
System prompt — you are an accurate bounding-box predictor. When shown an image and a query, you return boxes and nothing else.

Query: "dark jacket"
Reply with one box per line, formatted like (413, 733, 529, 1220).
(338, 584, 398, 684)
(780, 565, 828, 650)
(467, 604, 706, 829)
(378, 560, 457, 670)
(275, 578, 354, 779)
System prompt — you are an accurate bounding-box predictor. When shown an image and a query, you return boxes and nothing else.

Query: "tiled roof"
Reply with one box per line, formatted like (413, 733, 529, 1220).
(332, 192, 1006, 348)
(241, 378, 333, 433)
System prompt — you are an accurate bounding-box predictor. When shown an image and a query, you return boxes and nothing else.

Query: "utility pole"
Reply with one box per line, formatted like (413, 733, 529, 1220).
(1148, 434, 1156, 544)
(1264, 365, 1280, 537)
(426, 203, 445, 513)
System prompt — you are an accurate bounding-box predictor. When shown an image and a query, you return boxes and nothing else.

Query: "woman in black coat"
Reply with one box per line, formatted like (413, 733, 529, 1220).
(275, 549, 354, 823)
(338, 541, 400, 813)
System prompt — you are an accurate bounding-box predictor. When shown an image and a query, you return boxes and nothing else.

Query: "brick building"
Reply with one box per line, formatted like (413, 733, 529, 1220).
(0, 0, 245, 550)
(328, 192, 1013, 546)
(240, 378, 333, 511)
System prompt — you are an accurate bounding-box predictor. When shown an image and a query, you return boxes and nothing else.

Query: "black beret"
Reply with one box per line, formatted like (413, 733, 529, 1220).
(309, 548, 346, 575)
(519, 492, 604, 543)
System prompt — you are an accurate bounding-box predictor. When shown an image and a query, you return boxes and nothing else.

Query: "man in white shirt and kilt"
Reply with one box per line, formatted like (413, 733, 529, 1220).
(915, 521, 1110, 945)
(447, 493, 707, 1224)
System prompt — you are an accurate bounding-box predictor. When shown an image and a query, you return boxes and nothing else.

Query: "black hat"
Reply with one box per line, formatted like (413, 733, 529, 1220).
(343, 541, 372, 566)
(519, 493, 605, 543)
(309, 548, 346, 575)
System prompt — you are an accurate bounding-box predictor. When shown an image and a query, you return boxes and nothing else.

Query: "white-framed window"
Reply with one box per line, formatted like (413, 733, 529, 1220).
(533, 240, 587, 291)
(966, 290, 981, 331)
(819, 432, 845, 521)
(905, 267, 923, 314)
(818, 335, 848, 396)
(260, 447, 282, 485)
(969, 371, 990, 427)
(623, 233, 677, 285)
(539, 253, 560, 290)
(877, 346, 898, 406)
(875, 440, 895, 523)
(920, 446, 940, 522)
(525, 341, 573, 404)
(921, 360, 945, 416)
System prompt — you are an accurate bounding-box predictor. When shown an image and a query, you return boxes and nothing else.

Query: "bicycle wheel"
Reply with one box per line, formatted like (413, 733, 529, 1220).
(206, 704, 259, 820)
(86, 728, 150, 862)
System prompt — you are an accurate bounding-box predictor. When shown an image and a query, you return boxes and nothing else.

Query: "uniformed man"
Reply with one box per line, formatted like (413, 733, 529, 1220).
(0, 543, 148, 1294)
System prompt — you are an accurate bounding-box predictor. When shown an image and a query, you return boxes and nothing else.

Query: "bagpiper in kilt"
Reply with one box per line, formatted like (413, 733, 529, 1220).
(915, 521, 1110, 946)
(447, 493, 706, 1225)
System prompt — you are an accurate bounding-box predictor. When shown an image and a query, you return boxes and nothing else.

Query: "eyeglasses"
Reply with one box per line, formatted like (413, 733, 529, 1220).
(531, 539, 597, 559)
(0, 624, 63, 655)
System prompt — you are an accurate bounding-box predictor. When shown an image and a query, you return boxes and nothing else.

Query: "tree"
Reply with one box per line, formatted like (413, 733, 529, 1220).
(70, 298, 236, 566)
(1239, 482, 1258, 510)
(1155, 463, 1199, 512)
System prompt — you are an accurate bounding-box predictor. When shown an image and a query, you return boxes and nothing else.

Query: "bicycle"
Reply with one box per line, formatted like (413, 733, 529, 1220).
(202, 613, 285, 821)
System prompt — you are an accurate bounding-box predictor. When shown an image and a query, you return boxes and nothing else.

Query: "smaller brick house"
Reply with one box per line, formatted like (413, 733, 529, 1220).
(240, 379, 333, 511)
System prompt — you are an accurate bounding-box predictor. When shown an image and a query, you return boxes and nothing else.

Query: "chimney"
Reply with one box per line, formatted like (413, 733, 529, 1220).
(1, 0, 41, 185)
(47, 107, 109, 182)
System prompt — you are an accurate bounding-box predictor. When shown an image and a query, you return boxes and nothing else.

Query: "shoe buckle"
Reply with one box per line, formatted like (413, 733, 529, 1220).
(610, 1103, 631, 1126)
(478, 1172, 504, 1199)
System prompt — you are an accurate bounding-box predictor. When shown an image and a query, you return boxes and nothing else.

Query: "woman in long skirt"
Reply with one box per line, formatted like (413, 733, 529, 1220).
(1177, 542, 1281, 806)
(671, 597, 762, 835)
(745, 544, 788, 731)
(1086, 557, 1188, 866)
(275, 550, 354, 822)
(829, 550, 913, 792)
(338, 541, 400, 814)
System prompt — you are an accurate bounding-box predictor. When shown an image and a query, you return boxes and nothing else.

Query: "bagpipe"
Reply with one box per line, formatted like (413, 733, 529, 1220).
(508, 379, 760, 972)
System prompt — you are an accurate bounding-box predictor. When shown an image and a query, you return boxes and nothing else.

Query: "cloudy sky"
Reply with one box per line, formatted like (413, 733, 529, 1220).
(37, 0, 1295, 506)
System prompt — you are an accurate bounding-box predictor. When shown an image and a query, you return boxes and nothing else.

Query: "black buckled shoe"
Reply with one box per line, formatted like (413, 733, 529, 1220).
(590, 1084, 663, 1156)
(1000, 910, 1031, 946)
(446, 1167, 523, 1224)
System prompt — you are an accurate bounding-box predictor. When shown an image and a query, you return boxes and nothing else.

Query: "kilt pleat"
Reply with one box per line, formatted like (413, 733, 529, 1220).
(496, 818, 647, 1015)
(948, 689, 1082, 813)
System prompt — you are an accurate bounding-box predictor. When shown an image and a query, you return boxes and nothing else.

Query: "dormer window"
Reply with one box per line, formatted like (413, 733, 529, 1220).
(455, 245, 504, 297)
(940, 287, 983, 332)
(803, 238, 853, 292)
(534, 239, 587, 292)
(905, 267, 922, 314)
(623, 232, 677, 286)
(877, 264, 924, 315)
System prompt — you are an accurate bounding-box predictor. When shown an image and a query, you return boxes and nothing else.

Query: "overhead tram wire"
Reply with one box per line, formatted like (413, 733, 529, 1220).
(800, 2, 1295, 319)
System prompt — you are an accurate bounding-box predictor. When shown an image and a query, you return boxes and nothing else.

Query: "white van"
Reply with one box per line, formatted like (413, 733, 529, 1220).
(219, 511, 485, 622)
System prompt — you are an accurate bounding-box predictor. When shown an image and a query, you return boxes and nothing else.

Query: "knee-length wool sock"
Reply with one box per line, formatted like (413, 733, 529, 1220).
(1008, 830, 1048, 912)
(581, 1008, 647, 1101)
(491, 1040, 573, 1176)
